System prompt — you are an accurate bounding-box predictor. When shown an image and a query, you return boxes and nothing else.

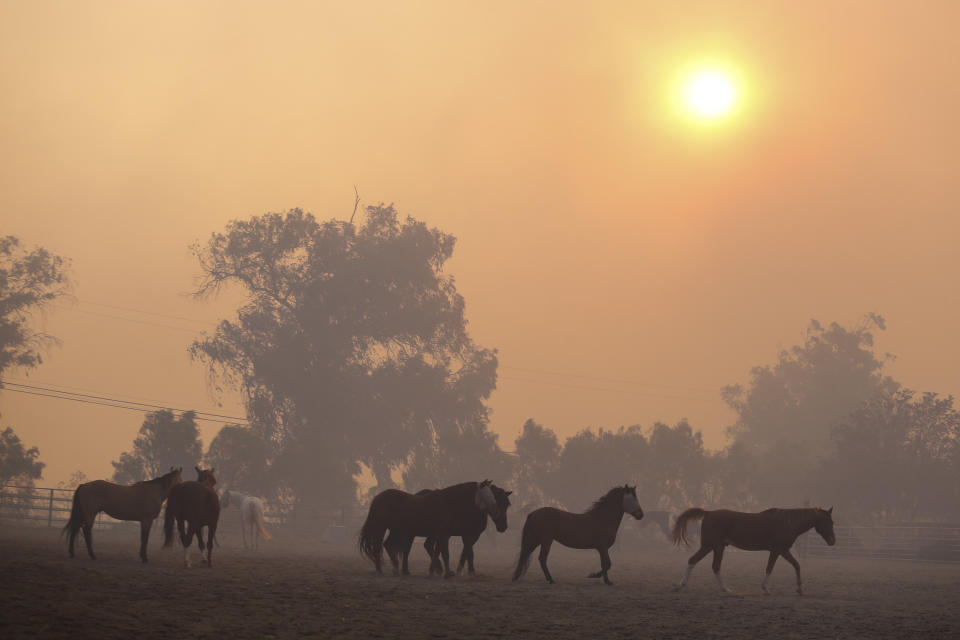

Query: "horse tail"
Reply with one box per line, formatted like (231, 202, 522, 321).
(512, 515, 537, 580)
(671, 507, 707, 547)
(61, 488, 84, 540)
(162, 495, 177, 549)
(254, 503, 272, 541)
(357, 497, 388, 569)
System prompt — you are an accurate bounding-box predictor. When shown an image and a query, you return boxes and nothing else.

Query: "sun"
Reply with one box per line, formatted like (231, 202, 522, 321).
(680, 67, 739, 121)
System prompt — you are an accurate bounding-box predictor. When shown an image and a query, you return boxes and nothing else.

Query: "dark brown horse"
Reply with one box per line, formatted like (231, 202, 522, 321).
(63, 467, 182, 563)
(383, 485, 513, 576)
(513, 485, 644, 585)
(671, 506, 836, 594)
(359, 480, 509, 577)
(163, 467, 221, 567)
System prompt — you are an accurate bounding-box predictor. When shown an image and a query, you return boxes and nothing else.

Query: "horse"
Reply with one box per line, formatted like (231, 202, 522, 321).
(63, 467, 182, 563)
(196, 466, 217, 488)
(163, 467, 221, 567)
(221, 488, 272, 549)
(359, 480, 509, 577)
(383, 485, 513, 577)
(671, 506, 836, 595)
(513, 485, 644, 585)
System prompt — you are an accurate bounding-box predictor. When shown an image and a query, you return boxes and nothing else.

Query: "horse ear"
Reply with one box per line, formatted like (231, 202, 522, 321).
(828, 506, 833, 515)
(195, 466, 201, 473)
(505, 490, 513, 496)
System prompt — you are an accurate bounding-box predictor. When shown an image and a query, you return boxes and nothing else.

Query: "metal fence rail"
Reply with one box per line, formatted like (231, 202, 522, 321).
(804, 525, 960, 563)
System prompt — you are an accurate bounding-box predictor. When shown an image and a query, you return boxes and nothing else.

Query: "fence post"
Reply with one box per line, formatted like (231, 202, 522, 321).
(48, 489, 54, 527)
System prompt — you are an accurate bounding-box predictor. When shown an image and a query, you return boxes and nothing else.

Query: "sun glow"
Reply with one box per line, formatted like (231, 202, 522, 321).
(679, 67, 740, 122)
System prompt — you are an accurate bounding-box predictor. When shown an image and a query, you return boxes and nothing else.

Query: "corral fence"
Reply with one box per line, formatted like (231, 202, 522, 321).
(799, 525, 960, 563)
(0, 485, 357, 542)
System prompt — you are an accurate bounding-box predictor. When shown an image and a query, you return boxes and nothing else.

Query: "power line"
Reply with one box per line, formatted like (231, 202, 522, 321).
(1, 383, 248, 425)
(3, 376, 240, 420)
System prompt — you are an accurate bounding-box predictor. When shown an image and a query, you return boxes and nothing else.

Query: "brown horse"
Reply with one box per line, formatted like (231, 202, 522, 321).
(671, 506, 836, 595)
(513, 485, 644, 585)
(359, 480, 509, 577)
(195, 466, 217, 488)
(383, 485, 512, 577)
(63, 467, 182, 563)
(163, 467, 221, 567)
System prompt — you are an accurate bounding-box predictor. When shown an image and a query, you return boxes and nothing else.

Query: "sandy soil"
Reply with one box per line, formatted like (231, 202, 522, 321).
(2, 521, 959, 639)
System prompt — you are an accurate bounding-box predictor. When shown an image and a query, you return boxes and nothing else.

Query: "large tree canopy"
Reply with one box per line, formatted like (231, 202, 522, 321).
(0, 236, 70, 382)
(111, 410, 202, 484)
(190, 206, 499, 510)
(722, 314, 896, 457)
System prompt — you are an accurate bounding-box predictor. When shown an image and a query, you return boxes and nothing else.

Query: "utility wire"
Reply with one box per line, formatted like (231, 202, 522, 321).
(1, 384, 248, 425)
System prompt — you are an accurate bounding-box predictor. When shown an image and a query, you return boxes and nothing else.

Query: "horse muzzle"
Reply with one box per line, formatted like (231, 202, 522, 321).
(631, 508, 644, 521)
(827, 535, 836, 546)
(493, 515, 508, 533)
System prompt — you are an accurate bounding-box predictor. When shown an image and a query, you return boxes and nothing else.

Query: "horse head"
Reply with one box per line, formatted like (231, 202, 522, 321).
(195, 466, 217, 488)
(160, 467, 183, 494)
(475, 479, 510, 532)
(814, 506, 836, 546)
(620, 485, 644, 520)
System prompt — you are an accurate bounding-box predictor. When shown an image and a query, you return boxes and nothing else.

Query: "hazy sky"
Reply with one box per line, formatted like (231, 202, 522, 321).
(2, 1, 958, 485)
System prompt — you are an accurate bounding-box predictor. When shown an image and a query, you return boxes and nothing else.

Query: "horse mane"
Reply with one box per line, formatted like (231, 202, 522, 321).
(586, 486, 628, 514)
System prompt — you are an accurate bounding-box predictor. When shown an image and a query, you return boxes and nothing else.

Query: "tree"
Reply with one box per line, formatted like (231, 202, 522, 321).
(190, 206, 500, 512)
(551, 426, 649, 511)
(644, 420, 711, 511)
(821, 388, 960, 523)
(204, 424, 273, 496)
(111, 410, 202, 484)
(0, 236, 71, 383)
(512, 418, 561, 508)
(0, 426, 44, 485)
(723, 315, 896, 458)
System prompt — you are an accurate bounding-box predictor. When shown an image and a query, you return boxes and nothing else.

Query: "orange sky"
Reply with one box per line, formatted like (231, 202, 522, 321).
(2, 1, 959, 485)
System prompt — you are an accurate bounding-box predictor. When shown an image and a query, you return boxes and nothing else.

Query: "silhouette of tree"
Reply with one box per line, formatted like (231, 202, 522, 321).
(190, 206, 499, 512)
(551, 426, 649, 511)
(821, 388, 960, 522)
(0, 426, 44, 485)
(111, 410, 202, 483)
(512, 418, 561, 508)
(205, 424, 273, 495)
(0, 236, 70, 383)
(720, 315, 897, 506)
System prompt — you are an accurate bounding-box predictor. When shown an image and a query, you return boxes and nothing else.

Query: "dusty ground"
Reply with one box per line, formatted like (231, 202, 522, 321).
(2, 521, 959, 639)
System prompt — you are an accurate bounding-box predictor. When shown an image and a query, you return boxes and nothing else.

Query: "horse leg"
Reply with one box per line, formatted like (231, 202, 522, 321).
(711, 545, 733, 593)
(383, 531, 401, 576)
(240, 512, 247, 549)
(781, 549, 803, 595)
(676, 544, 711, 590)
(139, 519, 152, 563)
(439, 537, 455, 578)
(598, 547, 614, 585)
(399, 535, 413, 576)
(206, 523, 217, 567)
(182, 521, 196, 568)
(538, 539, 555, 584)
(762, 551, 779, 594)
(458, 538, 475, 576)
(81, 511, 96, 560)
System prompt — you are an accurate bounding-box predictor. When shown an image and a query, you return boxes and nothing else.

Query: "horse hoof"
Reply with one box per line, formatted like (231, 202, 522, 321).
(587, 572, 602, 579)
(444, 571, 456, 579)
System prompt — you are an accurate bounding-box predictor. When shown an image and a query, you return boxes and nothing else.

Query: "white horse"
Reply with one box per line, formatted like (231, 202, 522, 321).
(221, 489, 272, 549)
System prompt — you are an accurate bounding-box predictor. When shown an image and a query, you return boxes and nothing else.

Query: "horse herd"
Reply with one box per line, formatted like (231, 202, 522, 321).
(63, 466, 270, 568)
(61, 469, 837, 594)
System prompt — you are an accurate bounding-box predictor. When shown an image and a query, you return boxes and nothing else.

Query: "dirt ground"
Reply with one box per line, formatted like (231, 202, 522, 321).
(2, 520, 959, 639)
